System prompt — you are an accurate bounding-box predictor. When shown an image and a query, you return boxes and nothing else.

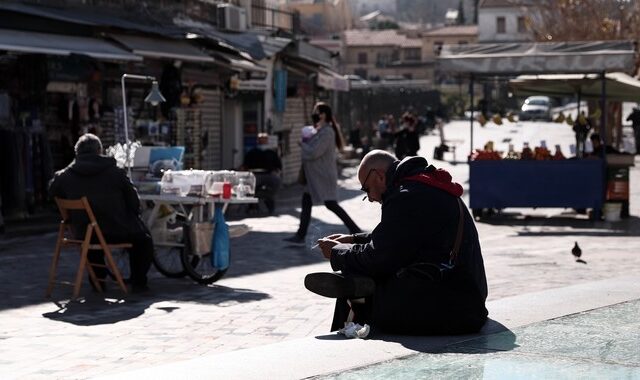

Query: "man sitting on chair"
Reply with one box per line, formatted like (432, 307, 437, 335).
(49, 133, 153, 292)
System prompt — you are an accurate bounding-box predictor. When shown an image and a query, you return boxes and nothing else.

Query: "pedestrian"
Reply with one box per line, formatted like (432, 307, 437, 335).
(573, 111, 591, 158)
(305, 150, 488, 335)
(49, 133, 153, 292)
(626, 106, 640, 155)
(241, 133, 282, 214)
(284, 102, 361, 244)
(394, 112, 420, 159)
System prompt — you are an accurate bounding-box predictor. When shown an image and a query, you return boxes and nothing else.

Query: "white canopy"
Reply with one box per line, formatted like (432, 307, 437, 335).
(510, 72, 640, 101)
(438, 40, 636, 74)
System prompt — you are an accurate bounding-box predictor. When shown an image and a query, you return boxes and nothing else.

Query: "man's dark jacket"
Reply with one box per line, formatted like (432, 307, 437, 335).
(49, 154, 146, 240)
(330, 156, 488, 334)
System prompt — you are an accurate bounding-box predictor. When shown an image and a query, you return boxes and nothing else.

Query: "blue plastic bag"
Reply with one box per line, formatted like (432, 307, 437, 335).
(211, 205, 230, 270)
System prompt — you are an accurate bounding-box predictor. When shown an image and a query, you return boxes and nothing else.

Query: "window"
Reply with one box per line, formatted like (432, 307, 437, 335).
(403, 73, 413, 79)
(404, 48, 421, 61)
(458, 40, 468, 45)
(496, 17, 506, 34)
(517, 16, 526, 33)
(376, 52, 391, 66)
(433, 41, 443, 55)
(357, 52, 368, 64)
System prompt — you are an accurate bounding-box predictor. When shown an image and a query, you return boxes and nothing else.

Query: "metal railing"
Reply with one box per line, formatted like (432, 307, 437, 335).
(251, 4, 296, 33)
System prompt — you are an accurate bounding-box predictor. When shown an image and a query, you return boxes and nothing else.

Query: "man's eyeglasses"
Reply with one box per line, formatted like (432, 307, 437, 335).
(360, 168, 377, 201)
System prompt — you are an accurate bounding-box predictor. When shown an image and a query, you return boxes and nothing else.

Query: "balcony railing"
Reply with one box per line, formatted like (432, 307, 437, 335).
(251, 4, 296, 33)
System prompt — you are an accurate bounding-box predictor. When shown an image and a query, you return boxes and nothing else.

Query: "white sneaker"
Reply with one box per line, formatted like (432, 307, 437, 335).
(338, 322, 370, 339)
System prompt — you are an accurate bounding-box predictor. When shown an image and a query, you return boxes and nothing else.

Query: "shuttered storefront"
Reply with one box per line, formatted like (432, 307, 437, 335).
(281, 96, 311, 185)
(197, 88, 222, 169)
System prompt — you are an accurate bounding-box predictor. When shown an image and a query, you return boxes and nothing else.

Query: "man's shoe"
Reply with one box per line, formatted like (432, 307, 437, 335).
(304, 272, 375, 299)
(283, 235, 305, 244)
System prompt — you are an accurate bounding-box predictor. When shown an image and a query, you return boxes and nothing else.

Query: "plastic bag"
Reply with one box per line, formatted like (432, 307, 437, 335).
(211, 205, 230, 270)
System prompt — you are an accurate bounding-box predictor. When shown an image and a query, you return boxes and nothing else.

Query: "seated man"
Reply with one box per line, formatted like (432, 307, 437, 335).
(49, 133, 153, 292)
(242, 133, 282, 214)
(305, 150, 488, 335)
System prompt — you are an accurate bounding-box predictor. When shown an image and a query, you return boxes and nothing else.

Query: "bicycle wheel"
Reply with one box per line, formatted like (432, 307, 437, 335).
(180, 230, 227, 284)
(152, 245, 188, 278)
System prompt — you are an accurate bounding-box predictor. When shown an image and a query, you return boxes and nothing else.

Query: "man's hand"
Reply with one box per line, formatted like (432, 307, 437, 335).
(325, 234, 355, 244)
(317, 238, 339, 259)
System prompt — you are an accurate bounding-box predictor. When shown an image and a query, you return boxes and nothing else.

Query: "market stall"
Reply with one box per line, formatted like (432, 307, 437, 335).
(437, 40, 637, 219)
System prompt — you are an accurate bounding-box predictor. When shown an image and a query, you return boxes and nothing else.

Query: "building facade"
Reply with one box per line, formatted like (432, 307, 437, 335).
(341, 29, 429, 81)
(478, 0, 534, 42)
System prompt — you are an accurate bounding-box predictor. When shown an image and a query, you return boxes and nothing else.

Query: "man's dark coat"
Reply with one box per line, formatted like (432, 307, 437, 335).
(330, 156, 488, 334)
(49, 154, 146, 240)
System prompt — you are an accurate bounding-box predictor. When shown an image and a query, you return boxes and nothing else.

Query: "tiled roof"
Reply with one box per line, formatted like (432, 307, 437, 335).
(343, 29, 422, 48)
(422, 25, 478, 37)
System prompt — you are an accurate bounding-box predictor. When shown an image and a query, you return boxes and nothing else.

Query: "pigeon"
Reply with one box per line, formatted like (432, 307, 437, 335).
(572, 242, 587, 264)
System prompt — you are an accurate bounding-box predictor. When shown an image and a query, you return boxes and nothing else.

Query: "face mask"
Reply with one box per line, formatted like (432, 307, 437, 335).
(311, 113, 321, 124)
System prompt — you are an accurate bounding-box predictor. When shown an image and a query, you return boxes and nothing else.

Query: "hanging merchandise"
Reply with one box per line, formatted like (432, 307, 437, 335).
(211, 205, 230, 270)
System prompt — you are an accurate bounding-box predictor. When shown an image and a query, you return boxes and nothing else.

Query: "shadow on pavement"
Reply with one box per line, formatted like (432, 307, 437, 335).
(42, 283, 270, 326)
(478, 212, 640, 234)
(313, 318, 518, 354)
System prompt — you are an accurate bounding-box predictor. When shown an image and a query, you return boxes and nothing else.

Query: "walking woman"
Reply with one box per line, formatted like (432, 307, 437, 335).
(285, 102, 361, 243)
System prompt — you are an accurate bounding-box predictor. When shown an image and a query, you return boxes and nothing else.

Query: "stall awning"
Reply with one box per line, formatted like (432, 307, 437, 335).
(0, 28, 140, 61)
(317, 67, 349, 92)
(438, 40, 636, 74)
(110, 34, 214, 63)
(510, 72, 640, 101)
(285, 59, 349, 92)
(211, 51, 266, 73)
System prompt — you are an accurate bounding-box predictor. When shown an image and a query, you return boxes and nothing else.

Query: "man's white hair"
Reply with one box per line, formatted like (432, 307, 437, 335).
(359, 149, 397, 173)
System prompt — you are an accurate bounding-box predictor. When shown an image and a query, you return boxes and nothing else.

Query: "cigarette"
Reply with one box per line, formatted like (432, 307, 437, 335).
(311, 243, 319, 250)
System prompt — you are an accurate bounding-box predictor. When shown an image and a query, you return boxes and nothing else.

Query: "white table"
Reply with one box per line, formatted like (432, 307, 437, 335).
(140, 193, 257, 225)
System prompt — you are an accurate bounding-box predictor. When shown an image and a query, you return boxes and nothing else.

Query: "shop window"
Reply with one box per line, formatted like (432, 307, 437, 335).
(496, 17, 506, 34)
(358, 52, 368, 64)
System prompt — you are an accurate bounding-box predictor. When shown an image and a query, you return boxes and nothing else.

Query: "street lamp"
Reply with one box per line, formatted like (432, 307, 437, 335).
(120, 74, 166, 177)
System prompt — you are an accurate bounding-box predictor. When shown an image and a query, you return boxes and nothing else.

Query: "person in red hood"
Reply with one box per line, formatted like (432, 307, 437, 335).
(305, 150, 488, 335)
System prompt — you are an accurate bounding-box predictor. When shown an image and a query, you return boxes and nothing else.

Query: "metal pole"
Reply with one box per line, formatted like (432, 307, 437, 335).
(121, 74, 156, 178)
(469, 74, 475, 157)
(121, 74, 131, 178)
(600, 71, 607, 152)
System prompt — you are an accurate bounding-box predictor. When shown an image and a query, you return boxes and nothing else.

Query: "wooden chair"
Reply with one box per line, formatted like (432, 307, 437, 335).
(47, 197, 129, 299)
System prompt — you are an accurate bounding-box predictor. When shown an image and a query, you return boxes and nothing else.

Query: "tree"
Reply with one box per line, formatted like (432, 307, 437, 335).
(457, 0, 466, 24)
(371, 20, 400, 30)
(526, 0, 640, 147)
(473, 0, 479, 24)
(527, 0, 640, 42)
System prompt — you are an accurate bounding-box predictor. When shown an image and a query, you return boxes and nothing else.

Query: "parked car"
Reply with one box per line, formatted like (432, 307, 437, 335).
(519, 96, 552, 121)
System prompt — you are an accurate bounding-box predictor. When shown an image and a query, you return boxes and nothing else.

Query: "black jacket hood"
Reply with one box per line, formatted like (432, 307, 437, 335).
(68, 154, 117, 176)
(383, 156, 433, 199)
